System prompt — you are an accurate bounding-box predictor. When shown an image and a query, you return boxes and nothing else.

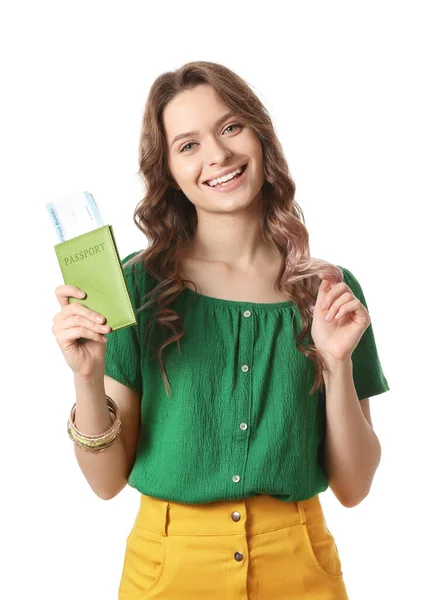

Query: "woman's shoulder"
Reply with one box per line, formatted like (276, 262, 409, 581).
(121, 250, 156, 290)
(336, 264, 363, 293)
(122, 249, 143, 266)
(121, 250, 150, 274)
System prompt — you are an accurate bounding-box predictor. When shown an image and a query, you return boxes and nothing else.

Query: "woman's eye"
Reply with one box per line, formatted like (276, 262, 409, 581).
(180, 123, 242, 153)
(180, 142, 197, 153)
(223, 123, 242, 134)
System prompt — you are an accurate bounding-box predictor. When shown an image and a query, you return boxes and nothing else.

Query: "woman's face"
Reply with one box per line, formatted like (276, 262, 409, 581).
(163, 84, 265, 215)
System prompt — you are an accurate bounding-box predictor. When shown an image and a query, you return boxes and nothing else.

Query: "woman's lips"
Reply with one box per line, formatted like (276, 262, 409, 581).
(204, 163, 248, 192)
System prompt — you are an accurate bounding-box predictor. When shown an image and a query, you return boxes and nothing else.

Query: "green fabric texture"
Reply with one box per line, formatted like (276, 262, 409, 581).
(104, 251, 390, 504)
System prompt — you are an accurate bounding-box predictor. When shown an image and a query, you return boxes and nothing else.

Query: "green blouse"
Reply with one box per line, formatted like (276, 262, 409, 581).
(104, 251, 390, 504)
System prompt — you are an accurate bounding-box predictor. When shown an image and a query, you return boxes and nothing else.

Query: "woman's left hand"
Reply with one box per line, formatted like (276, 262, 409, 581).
(311, 273, 371, 365)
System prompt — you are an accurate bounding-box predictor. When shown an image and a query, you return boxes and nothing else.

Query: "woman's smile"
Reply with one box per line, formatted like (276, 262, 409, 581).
(203, 163, 248, 193)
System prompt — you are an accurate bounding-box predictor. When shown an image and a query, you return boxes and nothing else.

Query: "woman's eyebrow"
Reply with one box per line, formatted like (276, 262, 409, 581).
(170, 111, 235, 149)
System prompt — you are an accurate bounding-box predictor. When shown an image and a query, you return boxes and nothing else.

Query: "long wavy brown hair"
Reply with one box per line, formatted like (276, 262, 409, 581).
(123, 60, 343, 398)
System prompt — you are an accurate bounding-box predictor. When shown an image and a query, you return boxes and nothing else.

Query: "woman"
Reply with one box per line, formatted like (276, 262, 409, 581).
(52, 61, 390, 599)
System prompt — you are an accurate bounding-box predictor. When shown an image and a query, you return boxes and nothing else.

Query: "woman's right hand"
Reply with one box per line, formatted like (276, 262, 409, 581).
(52, 285, 112, 379)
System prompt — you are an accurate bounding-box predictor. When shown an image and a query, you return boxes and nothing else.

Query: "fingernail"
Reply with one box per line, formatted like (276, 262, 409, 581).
(77, 290, 85, 298)
(325, 311, 332, 321)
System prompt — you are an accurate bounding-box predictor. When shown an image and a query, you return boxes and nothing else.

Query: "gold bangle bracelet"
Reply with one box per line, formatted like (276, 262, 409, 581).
(68, 396, 120, 437)
(67, 395, 122, 452)
(69, 428, 121, 452)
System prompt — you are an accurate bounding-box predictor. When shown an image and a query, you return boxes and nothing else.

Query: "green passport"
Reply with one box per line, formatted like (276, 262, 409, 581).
(54, 224, 137, 333)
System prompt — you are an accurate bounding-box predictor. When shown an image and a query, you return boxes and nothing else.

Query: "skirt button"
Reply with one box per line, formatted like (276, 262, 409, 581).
(234, 551, 244, 561)
(231, 511, 241, 522)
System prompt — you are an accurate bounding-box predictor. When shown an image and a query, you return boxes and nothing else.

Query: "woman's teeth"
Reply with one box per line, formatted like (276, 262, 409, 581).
(207, 165, 245, 187)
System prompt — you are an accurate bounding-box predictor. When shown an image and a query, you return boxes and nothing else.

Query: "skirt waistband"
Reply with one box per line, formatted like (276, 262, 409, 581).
(133, 493, 324, 537)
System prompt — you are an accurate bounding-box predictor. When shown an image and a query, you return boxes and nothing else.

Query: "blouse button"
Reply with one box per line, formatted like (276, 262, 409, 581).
(243, 310, 251, 318)
(232, 475, 240, 483)
(241, 365, 249, 373)
(240, 422, 248, 430)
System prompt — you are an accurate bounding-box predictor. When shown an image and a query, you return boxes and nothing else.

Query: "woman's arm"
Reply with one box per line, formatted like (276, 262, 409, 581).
(322, 358, 382, 508)
(72, 374, 141, 500)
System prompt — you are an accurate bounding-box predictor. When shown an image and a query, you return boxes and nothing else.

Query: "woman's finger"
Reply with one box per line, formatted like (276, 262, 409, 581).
(54, 285, 86, 307)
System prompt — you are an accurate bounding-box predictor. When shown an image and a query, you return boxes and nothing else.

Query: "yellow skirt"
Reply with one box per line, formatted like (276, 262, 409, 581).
(118, 493, 349, 599)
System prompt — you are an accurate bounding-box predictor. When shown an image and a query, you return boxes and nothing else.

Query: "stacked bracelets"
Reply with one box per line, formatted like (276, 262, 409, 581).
(67, 395, 121, 452)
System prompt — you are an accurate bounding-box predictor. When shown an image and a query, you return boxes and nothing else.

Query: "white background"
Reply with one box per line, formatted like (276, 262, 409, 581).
(1, 1, 431, 598)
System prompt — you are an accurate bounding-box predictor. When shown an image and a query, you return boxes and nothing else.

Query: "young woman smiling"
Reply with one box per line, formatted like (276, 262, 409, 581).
(53, 61, 390, 599)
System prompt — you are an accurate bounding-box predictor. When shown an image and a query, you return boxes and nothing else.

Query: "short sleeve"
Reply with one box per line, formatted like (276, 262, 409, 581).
(104, 251, 143, 396)
(338, 265, 390, 400)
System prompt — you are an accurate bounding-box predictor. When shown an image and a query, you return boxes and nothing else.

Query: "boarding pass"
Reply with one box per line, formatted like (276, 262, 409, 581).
(46, 191, 104, 243)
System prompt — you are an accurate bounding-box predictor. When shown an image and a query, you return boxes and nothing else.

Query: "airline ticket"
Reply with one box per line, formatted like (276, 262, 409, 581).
(46, 191, 104, 243)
